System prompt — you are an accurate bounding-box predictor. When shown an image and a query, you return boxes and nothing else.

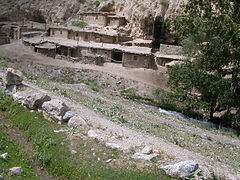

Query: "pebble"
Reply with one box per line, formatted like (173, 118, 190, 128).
(106, 158, 113, 163)
(71, 150, 77, 154)
(106, 142, 121, 150)
(0, 153, 8, 159)
(88, 130, 98, 138)
(141, 146, 152, 154)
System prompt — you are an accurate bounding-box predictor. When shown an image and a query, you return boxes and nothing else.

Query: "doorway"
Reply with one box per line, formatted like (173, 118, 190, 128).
(111, 51, 123, 63)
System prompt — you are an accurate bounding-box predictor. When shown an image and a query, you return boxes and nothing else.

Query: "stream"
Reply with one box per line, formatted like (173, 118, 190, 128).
(158, 107, 240, 135)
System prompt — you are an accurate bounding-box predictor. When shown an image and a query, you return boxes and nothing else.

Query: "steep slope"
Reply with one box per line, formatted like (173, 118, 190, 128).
(0, 0, 186, 39)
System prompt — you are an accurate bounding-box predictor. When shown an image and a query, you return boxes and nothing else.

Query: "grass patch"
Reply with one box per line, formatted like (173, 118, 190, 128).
(0, 122, 39, 180)
(72, 21, 88, 28)
(0, 91, 173, 180)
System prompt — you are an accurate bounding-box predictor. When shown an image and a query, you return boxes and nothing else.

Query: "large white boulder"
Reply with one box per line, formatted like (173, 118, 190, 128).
(9, 167, 23, 175)
(160, 160, 199, 179)
(42, 99, 70, 122)
(13, 90, 51, 109)
(3, 68, 23, 86)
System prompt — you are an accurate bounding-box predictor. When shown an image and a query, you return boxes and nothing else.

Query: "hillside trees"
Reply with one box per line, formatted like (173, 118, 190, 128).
(168, 0, 240, 128)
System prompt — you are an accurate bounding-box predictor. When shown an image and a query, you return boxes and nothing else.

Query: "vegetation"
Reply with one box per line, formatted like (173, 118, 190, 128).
(0, 91, 173, 180)
(72, 21, 88, 28)
(0, 121, 40, 179)
(169, 0, 240, 129)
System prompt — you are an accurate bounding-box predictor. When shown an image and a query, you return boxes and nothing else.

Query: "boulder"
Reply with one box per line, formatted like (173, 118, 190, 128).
(62, 111, 75, 122)
(160, 160, 199, 179)
(106, 142, 121, 150)
(67, 116, 88, 129)
(131, 153, 158, 162)
(87, 130, 98, 138)
(141, 145, 152, 154)
(13, 90, 51, 109)
(99, 1, 115, 12)
(3, 68, 23, 86)
(9, 167, 23, 175)
(42, 99, 70, 122)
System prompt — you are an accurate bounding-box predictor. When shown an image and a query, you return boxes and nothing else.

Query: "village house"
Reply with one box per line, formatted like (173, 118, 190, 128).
(80, 12, 115, 27)
(48, 26, 130, 44)
(23, 37, 157, 69)
(121, 46, 156, 69)
(34, 42, 56, 58)
(107, 15, 127, 27)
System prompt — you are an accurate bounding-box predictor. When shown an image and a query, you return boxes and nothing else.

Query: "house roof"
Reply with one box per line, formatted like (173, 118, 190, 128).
(107, 15, 126, 19)
(23, 37, 47, 45)
(46, 37, 152, 55)
(35, 42, 56, 49)
(49, 25, 119, 37)
(80, 12, 116, 16)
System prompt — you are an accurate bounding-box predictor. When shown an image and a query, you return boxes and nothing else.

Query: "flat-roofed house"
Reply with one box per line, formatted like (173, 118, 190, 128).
(81, 12, 115, 27)
(35, 42, 56, 58)
(121, 46, 156, 69)
(49, 26, 69, 39)
(107, 15, 126, 27)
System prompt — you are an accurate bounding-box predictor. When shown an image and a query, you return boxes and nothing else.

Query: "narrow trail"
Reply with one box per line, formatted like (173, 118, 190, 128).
(0, 115, 58, 180)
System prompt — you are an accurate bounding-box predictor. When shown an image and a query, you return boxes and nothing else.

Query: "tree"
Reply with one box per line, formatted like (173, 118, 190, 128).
(168, 0, 240, 127)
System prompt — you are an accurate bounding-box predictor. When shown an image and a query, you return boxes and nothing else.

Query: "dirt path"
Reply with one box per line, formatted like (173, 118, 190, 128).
(0, 41, 168, 89)
(0, 116, 58, 180)
(23, 80, 240, 179)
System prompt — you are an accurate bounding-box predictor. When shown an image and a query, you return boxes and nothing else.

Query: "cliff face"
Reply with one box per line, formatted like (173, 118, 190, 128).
(0, 0, 186, 39)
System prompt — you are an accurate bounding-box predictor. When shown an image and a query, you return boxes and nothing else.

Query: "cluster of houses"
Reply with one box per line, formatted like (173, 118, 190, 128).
(1, 12, 185, 69)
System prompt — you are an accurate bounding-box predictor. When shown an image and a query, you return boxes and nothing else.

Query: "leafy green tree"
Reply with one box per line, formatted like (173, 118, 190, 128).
(168, 0, 240, 127)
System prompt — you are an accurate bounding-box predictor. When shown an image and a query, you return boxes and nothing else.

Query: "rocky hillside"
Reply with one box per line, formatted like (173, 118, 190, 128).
(0, 0, 186, 39)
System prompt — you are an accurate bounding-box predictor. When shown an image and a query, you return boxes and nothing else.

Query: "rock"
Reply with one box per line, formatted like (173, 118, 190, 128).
(141, 145, 152, 154)
(13, 90, 51, 110)
(225, 174, 238, 180)
(0, 153, 8, 159)
(67, 116, 88, 129)
(99, 1, 115, 12)
(42, 99, 70, 122)
(87, 130, 98, 138)
(131, 153, 158, 162)
(3, 68, 23, 86)
(62, 111, 75, 122)
(106, 142, 121, 150)
(106, 158, 113, 163)
(71, 150, 77, 154)
(160, 160, 199, 179)
(9, 167, 23, 175)
(0, 175, 3, 180)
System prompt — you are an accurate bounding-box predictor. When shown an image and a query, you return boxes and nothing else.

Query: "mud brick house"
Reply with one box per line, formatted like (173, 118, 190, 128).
(121, 46, 156, 69)
(80, 12, 116, 26)
(35, 42, 56, 58)
(48, 26, 129, 44)
(49, 26, 69, 39)
(107, 15, 127, 27)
